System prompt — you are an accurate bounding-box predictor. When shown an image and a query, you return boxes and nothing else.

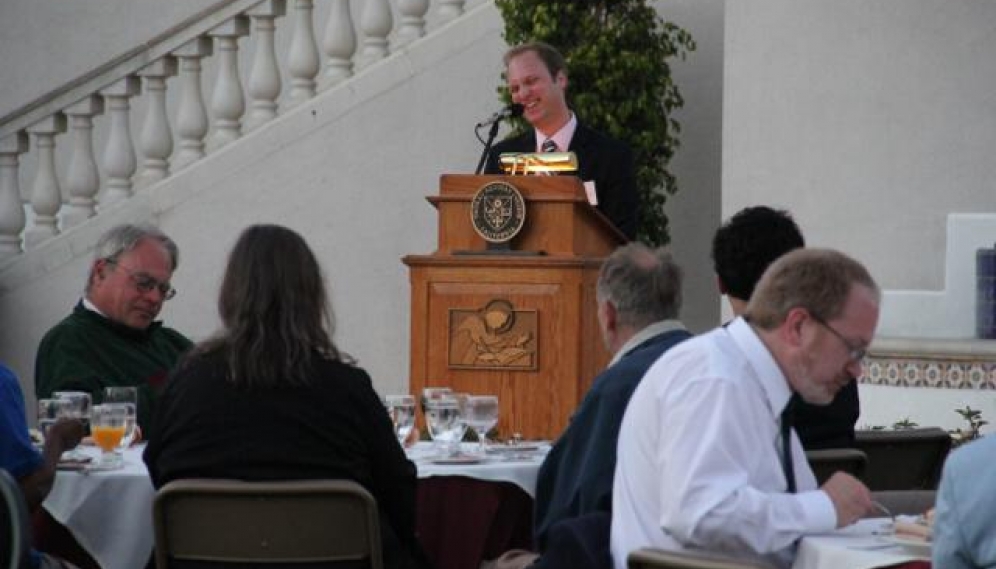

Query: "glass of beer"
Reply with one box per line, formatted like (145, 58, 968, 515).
(91, 404, 128, 468)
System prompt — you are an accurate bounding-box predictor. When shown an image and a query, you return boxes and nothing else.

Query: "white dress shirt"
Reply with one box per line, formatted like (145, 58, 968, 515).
(610, 317, 837, 569)
(534, 112, 577, 153)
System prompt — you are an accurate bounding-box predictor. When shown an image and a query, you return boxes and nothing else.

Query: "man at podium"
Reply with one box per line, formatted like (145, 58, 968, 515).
(482, 42, 640, 240)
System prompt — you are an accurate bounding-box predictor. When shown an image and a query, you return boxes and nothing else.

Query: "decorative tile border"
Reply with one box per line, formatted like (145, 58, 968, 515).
(861, 356, 996, 390)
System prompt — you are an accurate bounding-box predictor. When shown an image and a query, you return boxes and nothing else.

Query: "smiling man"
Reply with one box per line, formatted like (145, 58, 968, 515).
(35, 224, 192, 433)
(483, 42, 640, 240)
(610, 248, 880, 569)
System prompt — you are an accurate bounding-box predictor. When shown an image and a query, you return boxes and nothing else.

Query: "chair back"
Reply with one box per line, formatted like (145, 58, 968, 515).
(627, 548, 775, 569)
(855, 427, 952, 490)
(1, 469, 30, 569)
(153, 478, 383, 569)
(805, 448, 867, 485)
(868, 490, 936, 517)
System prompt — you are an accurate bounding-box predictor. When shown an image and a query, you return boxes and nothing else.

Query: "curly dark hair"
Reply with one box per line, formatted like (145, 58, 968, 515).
(711, 206, 805, 302)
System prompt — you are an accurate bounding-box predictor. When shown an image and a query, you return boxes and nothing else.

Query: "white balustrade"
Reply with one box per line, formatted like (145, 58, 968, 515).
(136, 58, 178, 190)
(62, 96, 104, 228)
(360, 0, 393, 67)
(171, 37, 214, 170)
(246, 0, 287, 130)
(396, 0, 430, 49)
(100, 76, 141, 207)
(288, 0, 320, 104)
(25, 115, 67, 248)
(321, 0, 356, 88)
(209, 17, 251, 150)
(0, 132, 29, 258)
(437, 0, 466, 23)
(0, 0, 480, 260)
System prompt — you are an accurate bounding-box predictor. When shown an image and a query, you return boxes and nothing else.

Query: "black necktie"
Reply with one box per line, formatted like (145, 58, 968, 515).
(541, 138, 557, 153)
(781, 394, 798, 493)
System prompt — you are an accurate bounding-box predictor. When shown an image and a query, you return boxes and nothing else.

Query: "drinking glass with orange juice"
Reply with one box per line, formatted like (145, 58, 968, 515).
(91, 404, 128, 468)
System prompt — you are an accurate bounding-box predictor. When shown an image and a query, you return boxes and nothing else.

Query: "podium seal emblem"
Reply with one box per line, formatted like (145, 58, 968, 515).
(470, 181, 526, 243)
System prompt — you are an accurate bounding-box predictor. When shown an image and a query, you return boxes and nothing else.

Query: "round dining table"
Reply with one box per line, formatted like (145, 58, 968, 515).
(40, 441, 549, 569)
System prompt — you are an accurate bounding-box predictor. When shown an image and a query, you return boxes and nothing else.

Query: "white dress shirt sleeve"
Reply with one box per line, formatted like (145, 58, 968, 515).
(657, 374, 838, 556)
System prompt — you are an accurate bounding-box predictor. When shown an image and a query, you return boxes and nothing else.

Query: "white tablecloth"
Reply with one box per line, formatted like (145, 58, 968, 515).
(407, 441, 549, 497)
(43, 445, 154, 569)
(791, 518, 930, 569)
(42, 441, 547, 569)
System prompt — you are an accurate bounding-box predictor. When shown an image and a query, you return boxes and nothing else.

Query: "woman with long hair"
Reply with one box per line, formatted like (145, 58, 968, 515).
(144, 224, 426, 568)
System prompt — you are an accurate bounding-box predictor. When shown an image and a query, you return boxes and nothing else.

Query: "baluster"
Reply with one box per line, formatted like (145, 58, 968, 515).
(395, 0, 429, 48)
(100, 76, 141, 207)
(437, 0, 466, 23)
(135, 58, 178, 190)
(209, 17, 250, 150)
(359, 0, 393, 68)
(0, 132, 29, 258)
(321, 0, 356, 88)
(62, 96, 104, 228)
(288, 0, 320, 104)
(25, 114, 67, 248)
(171, 37, 213, 170)
(246, 0, 287, 130)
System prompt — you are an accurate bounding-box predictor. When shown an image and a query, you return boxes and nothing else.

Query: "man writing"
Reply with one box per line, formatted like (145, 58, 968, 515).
(483, 42, 640, 240)
(611, 248, 878, 568)
(35, 224, 192, 433)
(712, 206, 860, 449)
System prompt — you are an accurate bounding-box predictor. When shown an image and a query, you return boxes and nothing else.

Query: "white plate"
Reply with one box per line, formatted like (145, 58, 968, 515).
(429, 454, 484, 465)
(888, 536, 931, 557)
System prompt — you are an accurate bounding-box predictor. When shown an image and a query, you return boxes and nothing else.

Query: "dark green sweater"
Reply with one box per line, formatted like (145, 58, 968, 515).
(35, 302, 193, 433)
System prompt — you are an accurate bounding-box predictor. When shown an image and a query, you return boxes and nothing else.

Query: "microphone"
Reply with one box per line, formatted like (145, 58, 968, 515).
(475, 103, 524, 128)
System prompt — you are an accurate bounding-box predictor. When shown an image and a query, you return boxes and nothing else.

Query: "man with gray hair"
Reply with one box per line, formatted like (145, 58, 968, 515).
(35, 224, 192, 433)
(611, 248, 879, 569)
(494, 243, 690, 569)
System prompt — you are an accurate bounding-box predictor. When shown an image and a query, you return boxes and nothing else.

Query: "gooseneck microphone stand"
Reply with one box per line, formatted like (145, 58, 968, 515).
(474, 119, 502, 175)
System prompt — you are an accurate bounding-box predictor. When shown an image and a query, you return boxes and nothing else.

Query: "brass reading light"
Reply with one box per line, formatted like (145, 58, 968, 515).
(498, 152, 579, 175)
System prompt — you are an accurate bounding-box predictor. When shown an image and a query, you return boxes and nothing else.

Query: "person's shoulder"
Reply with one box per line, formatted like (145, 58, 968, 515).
(493, 129, 532, 152)
(152, 325, 194, 349)
(574, 121, 631, 152)
(948, 434, 996, 474)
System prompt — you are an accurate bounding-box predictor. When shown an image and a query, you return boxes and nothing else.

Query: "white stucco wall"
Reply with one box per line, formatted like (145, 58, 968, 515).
(723, 0, 996, 295)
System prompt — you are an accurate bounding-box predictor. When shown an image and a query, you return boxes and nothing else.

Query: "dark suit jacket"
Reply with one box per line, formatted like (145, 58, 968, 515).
(483, 122, 640, 240)
(532, 327, 692, 551)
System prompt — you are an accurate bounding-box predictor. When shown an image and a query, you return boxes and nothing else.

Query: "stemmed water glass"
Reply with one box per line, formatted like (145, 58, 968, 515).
(90, 404, 128, 469)
(103, 386, 138, 452)
(462, 395, 499, 454)
(385, 395, 416, 447)
(424, 396, 466, 458)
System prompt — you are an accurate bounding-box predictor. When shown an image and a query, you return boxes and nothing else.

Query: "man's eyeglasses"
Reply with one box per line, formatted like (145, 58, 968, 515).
(106, 260, 176, 300)
(810, 313, 866, 363)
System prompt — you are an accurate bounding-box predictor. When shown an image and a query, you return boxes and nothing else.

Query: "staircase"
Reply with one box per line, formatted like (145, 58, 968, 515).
(0, 0, 508, 397)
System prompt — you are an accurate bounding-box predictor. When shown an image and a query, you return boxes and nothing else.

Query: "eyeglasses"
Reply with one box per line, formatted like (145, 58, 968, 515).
(810, 313, 867, 363)
(106, 260, 176, 300)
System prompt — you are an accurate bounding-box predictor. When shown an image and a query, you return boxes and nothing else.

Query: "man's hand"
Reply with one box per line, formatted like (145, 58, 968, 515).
(821, 471, 873, 527)
(46, 418, 85, 452)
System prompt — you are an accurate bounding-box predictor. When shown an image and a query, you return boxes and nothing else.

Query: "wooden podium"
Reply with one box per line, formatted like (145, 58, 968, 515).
(403, 174, 625, 440)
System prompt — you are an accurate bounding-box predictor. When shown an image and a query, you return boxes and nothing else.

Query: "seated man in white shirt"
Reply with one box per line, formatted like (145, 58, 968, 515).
(610, 248, 879, 569)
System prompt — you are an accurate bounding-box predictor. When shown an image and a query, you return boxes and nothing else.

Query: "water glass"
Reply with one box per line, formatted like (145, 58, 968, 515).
(53, 391, 93, 425)
(462, 395, 499, 452)
(37, 398, 69, 439)
(385, 394, 416, 446)
(91, 404, 128, 468)
(103, 386, 138, 450)
(424, 397, 466, 457)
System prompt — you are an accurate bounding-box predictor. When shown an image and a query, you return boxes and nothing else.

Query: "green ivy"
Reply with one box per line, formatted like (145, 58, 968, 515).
(494, 0, 695, 245)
